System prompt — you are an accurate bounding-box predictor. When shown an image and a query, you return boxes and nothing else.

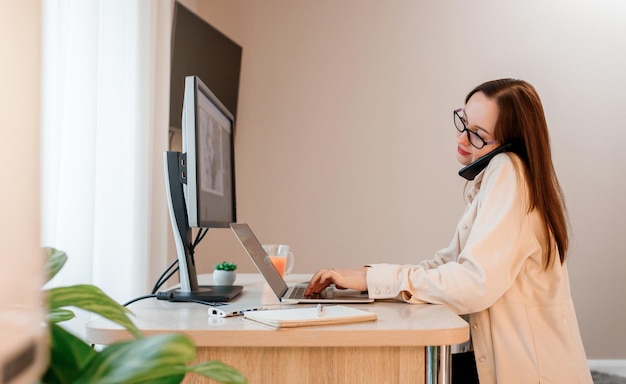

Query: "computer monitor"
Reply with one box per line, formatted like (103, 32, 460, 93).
(163, 75, 242, 302)
(182, 75, 236, 228)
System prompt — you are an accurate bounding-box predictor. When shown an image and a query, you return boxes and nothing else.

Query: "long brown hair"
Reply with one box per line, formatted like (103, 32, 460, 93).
(466, 79, 568, 268)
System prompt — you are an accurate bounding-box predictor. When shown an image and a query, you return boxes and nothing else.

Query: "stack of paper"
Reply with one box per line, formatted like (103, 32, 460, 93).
(243, 305, 377, 329)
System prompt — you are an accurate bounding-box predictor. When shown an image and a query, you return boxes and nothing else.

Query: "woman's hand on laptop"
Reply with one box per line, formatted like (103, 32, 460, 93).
(305, 267, 368, 296)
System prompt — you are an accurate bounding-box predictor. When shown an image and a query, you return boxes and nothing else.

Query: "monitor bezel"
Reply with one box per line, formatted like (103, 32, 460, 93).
(182, 75, 237, 228)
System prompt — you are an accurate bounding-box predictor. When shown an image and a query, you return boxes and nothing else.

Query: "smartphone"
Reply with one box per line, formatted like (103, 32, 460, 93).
(458, 143, 512, 181)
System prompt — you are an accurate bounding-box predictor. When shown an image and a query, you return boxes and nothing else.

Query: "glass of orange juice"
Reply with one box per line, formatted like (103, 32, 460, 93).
(262, 244, 294, 277)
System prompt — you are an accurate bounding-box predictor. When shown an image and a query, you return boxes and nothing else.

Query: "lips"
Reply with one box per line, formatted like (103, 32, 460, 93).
(457, 146, 470, 156)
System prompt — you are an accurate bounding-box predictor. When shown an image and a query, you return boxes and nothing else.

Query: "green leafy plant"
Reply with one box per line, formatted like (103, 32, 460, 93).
(214, 261, 237, 271)
(43, 247, 247, 384)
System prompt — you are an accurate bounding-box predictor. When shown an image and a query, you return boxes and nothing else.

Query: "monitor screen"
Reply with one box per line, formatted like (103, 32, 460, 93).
(182, 75, 236, 228)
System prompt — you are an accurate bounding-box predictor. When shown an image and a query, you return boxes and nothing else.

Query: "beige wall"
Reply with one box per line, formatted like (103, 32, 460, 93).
(188, 1, 626, 359)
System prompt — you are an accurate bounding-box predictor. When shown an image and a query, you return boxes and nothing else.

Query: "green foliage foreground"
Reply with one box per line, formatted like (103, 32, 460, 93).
(42, 247, 247, 384)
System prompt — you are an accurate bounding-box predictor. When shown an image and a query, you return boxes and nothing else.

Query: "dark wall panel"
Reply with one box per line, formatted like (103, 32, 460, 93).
(170, 2, 242, 129)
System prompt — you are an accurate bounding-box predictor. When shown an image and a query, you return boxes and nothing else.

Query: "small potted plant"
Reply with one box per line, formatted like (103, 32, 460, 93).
(213, 261, 237, 285)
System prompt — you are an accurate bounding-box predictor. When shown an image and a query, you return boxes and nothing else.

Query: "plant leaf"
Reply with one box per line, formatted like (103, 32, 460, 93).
(48, 308, 75, 323)
(187, 361, 248, 384)
(42, 323, 98, 384)
(44, 247, 67, 283)
(74, 334, 196, 384)
(47, 284, 141, 338)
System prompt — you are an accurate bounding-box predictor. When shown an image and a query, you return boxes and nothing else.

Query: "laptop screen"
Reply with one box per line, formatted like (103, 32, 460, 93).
(230, 223, 289, 299)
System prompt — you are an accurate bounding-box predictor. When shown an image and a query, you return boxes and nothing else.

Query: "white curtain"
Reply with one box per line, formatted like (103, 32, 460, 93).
(41, 0, 172, 314)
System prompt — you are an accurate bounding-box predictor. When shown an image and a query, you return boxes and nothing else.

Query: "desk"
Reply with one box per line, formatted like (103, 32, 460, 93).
(87, 274, 468, 384)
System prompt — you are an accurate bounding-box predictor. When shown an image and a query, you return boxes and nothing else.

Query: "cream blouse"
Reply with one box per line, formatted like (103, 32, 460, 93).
(366, 153, 592, 383)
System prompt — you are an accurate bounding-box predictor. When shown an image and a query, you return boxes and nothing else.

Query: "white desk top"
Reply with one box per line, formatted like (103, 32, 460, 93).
(86, 274, 469, 348)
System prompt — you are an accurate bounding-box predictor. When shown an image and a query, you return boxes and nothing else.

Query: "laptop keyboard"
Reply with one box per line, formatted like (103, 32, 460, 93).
(288, 286, 334, 299)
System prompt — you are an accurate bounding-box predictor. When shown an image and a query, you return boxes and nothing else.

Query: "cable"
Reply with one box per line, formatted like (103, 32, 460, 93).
(149, 228, 210, 297)
(188, 228, 207, 266)
(151, 259, 178, 293)
(177, 298, 220, 306)
(123, 294, 157, 307)
(151, 265, 179, 294)
(193, 228, 208, 248)
(149, 229, 201, 294)
(151, 258, 179, 294)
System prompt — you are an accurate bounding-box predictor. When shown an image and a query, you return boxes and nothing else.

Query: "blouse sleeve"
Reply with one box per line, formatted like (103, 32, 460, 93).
(366, 155, 539, 314)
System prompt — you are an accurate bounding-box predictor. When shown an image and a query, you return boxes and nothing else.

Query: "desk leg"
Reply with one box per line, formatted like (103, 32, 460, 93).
(426, 345, 452, 384)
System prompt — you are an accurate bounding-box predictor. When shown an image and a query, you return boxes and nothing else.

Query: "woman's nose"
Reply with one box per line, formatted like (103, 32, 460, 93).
(456, 129, 470, 145)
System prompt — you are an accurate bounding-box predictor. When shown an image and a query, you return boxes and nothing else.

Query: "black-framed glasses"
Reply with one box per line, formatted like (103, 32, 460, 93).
(453, 108, 497, 149)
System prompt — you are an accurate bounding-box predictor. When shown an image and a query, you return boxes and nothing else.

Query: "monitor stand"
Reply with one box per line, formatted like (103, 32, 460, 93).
(167, 285, 243, 303)
(163, 151, 242, 302)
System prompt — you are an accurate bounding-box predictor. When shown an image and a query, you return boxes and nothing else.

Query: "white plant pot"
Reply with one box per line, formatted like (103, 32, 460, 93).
(213, 270, 236, 286)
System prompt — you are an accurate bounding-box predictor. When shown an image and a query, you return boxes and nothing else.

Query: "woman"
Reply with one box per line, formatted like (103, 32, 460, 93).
(305, 79, 592, 383)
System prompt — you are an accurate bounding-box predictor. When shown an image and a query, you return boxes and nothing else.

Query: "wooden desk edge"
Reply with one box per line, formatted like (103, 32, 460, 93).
(87, 322, 469, 348)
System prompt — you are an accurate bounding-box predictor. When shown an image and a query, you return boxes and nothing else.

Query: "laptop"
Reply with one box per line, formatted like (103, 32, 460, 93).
(230, 223, 373, 304)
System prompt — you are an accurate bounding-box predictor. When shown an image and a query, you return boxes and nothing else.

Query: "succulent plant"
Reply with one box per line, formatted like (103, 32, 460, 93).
(214, 261, 237, 271)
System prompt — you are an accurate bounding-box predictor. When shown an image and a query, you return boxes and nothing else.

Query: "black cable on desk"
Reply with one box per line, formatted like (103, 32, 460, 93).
(123, 294, 157, 307)
(151, 259, 179, 294)
(124, 293, 222, 308)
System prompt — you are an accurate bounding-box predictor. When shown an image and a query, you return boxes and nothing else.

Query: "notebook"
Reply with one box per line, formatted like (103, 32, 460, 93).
(230, 223, 374, 304)
(243, 304, 377, 329)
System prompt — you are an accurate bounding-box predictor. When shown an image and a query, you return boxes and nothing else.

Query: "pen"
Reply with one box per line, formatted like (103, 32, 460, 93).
(316, 304, 324, 317)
